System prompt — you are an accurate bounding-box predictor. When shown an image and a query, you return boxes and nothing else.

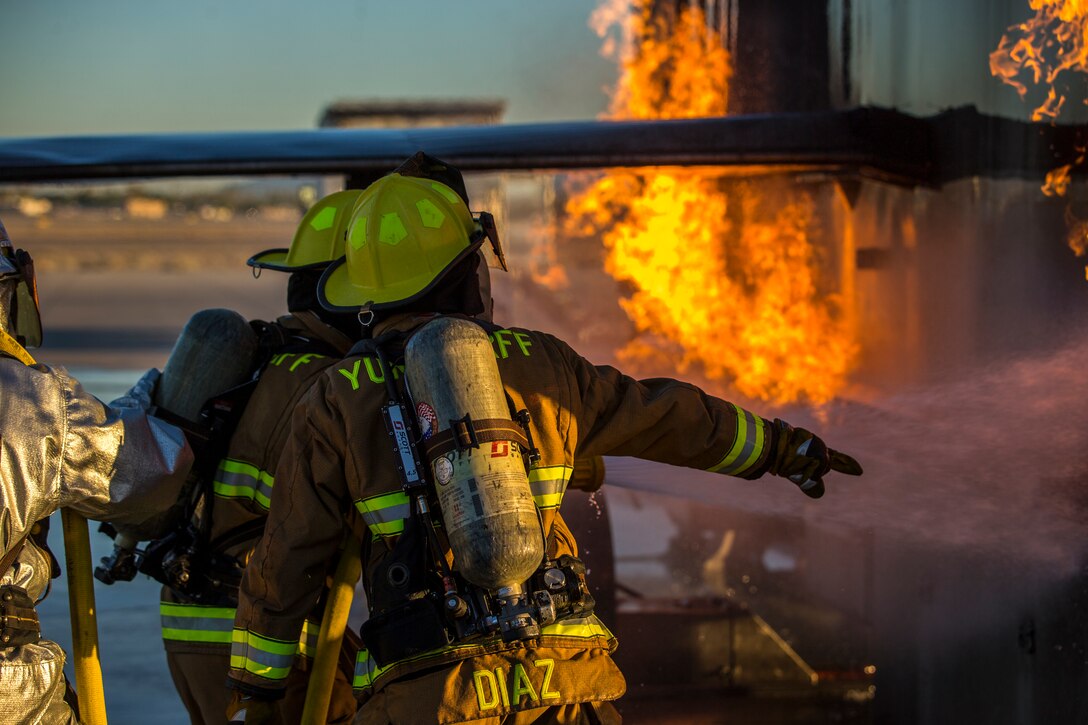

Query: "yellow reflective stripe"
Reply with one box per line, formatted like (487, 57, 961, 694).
(162, 628, 232, 644)
(529, 465, 572, 510)
(352, 617, 614, 692)
(527, 466, 573, 483)
(355, 491, 410, 537)
(357, 490, 410, 511)
(708, 405, 766, 476)
(298, 618, 320, 659)
(160, 602, 235, 644)
(214, 459, 274, 510)
(540, 616, 614, 640)
(351, 642, 480, 691)
(230, 628, 297, 681)
(533, 493, 564, 509)
(352, 648, 392, 690)
(160, 603, 235, 619)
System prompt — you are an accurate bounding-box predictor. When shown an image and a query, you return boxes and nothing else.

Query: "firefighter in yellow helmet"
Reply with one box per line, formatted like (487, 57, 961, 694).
(228, 154, 862, 724)
(0, 216, 194, 723)
(97, 192, 364, 724)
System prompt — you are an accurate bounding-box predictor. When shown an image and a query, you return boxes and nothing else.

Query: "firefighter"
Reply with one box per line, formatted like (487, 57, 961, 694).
(0, 216, 194, 722)
(227, 155, 863, 724)
(151, 191, 365, 724)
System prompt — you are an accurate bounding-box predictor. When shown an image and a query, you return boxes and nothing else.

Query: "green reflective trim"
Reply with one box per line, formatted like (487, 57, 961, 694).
(160, 602, 235, 619)
(416, 199, 446, 229)
(214, 459, 274, 510)
(540, 616, 614, 639)
(230, 628, 298, 681)
(352, 649, 391, 690)
(378, 213, 408, 245)
(533, 492, 564, 510)
(529, 465, 571, 511)
(160, 602, 236, 643)
(352, 616, 614, 692)
(357, 490, 410, 511)
(298, 618, 321, 659)
(528, 465, 573, 483)
(708, 406, 766, 476)
(162, 627, 233, 644)
(355, 491, 410, 537)
(349, 216, 368, 250)
(310, 206, 337, 231)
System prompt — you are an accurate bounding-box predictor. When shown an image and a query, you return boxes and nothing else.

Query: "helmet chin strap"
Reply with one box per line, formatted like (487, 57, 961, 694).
(475, 251, 494, 323)
(357, 307, 376, 331)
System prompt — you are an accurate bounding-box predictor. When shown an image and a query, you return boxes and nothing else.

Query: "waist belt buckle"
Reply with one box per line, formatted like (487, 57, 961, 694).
(0, 585, 40, 647)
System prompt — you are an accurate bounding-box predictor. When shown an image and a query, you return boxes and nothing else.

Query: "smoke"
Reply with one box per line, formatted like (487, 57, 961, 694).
(605, 328, 1088, 573)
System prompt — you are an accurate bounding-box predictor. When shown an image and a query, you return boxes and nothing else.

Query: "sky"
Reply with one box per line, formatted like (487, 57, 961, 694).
(0, 0, 617, 137)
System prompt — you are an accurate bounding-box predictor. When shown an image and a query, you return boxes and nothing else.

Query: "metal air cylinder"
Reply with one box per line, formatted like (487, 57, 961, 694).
(156, 308, 259, 421)
(405, 316, 544, 592)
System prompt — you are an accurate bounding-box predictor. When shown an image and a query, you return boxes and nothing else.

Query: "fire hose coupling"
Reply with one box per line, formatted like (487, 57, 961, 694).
(0, 585, 41, 646)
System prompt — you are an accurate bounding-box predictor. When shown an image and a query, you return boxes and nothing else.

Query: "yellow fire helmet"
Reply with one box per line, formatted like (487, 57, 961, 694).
(318, 174, 497, 313)
(247, 189, 364, 272)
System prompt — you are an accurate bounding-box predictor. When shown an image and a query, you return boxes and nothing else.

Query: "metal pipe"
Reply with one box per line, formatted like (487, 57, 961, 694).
(1, 107, 1081, 187)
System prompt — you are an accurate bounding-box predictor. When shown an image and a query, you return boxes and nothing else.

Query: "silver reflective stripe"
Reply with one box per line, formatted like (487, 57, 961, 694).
(214, 459, 275, 509)
(355, 491, 411, 537)
(528, 465, 572, 509)
(230, 639, 295, 672)
(160, 602, 235, 644)
(298, 619, 320, 659)
(353, 649, 380, 690)
(161, 615, 234, 634)
(709, 405, 765, 476)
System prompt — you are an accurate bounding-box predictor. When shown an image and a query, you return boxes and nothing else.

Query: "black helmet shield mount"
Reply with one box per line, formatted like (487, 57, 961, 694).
(0, 216, 43, 348)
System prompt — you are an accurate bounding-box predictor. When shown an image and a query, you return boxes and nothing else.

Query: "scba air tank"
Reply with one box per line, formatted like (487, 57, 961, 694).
(157, 308, 259, 422)
(405, 316, 544, 593)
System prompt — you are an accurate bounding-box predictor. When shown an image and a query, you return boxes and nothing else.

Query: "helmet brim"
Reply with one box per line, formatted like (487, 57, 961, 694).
(247, 248, 334, 273)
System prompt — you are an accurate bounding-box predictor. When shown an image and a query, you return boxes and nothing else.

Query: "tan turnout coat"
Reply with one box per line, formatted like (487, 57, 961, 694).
(231, 314, 775, 722)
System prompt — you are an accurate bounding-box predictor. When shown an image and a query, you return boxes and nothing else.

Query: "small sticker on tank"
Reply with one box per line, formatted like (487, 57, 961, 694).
(434, 456, 454, 485)
(416, 402, 439, 440)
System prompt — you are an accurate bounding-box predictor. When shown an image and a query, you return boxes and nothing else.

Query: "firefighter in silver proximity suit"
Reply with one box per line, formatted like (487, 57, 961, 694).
(0, 216, 195, 723)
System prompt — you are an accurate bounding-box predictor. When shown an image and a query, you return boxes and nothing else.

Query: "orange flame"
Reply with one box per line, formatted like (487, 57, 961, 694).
(992, 1, 1088, 277)
(991, 1, 1088, 158)
(566, 2, 856, 405)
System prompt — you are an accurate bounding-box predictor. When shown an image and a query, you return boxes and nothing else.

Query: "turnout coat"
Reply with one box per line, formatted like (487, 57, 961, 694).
(230, 314, 775, 723)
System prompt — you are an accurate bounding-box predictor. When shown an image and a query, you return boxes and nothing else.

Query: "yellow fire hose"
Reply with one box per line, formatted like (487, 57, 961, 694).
(301, 536, 362, 725)
(61, 508, 108, 725)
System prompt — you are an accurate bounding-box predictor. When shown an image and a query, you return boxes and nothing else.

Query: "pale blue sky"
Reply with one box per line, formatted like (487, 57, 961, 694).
(0, 0, 616, 137)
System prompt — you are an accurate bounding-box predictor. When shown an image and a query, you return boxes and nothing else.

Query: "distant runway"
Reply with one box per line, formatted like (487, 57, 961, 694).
(34, 268, 287, 370)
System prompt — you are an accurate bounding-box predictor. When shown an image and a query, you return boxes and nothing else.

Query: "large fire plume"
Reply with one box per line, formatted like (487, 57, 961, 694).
(564, 1, 856, 405)
(992, 1, 1088, 273)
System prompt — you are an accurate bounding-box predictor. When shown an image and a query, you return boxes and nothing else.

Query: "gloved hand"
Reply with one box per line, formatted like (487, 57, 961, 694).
(769, 419, 863, 498)
(226, 690, 284, 725)
(108, 367, 161, 410)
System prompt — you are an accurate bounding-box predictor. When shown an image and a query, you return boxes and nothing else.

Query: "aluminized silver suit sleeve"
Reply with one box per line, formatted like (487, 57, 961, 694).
(0, 361, 193, 563)
(62, 366, 194, 526)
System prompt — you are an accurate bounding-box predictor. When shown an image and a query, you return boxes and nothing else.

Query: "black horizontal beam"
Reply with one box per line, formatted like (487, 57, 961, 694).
(0, 106, 1082, 187)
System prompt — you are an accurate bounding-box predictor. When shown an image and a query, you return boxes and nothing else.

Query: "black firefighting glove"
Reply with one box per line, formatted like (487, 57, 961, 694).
(768, 419, 863, 498)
